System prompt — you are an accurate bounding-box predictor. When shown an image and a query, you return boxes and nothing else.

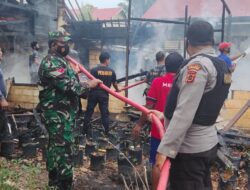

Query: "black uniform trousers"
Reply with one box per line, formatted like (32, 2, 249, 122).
(84, 90, 109, 134)
(169, 145, 217, 190)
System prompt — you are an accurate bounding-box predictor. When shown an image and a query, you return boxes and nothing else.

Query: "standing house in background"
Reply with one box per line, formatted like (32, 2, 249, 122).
(91, 7, 126, 21)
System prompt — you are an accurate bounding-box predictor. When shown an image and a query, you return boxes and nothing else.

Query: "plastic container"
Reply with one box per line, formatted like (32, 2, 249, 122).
(128, 146, 142, 165)
(90, 152, 105, 171)
(106, 147, 118, 161)
(117, 154, 133, 176)
(98, 137, 109, 149)
(22, 142, 38, 158)
(219, 172, 237, 190)
(38, 136, 48, 148)
(85, 141, 97, 157)
(74, 149, 84, 167)
(0, 141, 15, 156)
(119, 140, 131, 152)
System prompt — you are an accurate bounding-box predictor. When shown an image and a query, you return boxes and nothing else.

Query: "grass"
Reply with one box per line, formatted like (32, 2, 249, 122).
(0, 157, 51, 190)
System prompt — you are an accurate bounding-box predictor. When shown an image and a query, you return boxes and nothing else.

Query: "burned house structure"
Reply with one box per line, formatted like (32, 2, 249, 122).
(0, 0, 66, 51)
(67, 0, 250, 75)
(0, 0, 65, 82)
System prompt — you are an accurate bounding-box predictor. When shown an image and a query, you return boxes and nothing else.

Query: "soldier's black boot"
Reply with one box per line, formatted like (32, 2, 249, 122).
(48, 169, 59, 188)
(59, 176, 73, 190)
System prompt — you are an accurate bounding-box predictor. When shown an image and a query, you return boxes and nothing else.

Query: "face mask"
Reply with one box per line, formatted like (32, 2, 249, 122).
(56, 44, 69, 57)
(35, 47, 40, 51)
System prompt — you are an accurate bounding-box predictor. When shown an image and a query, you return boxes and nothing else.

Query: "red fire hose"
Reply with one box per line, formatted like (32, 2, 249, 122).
(66, 56, 170, 190)
(119, 79, 146, 92)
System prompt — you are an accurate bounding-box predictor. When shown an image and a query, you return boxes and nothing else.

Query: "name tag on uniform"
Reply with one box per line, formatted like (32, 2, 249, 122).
(97, 71, 112, 76)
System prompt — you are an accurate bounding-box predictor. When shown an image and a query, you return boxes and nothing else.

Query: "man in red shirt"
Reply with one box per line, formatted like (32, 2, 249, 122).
(132, 52, 183, 188)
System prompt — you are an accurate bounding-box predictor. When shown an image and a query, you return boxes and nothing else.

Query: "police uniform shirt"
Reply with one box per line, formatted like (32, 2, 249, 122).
(91, 65, 116, 89)
(158, 47, 218, 158)
(0, 68, 6, 100)
(29, 50, 40, 73)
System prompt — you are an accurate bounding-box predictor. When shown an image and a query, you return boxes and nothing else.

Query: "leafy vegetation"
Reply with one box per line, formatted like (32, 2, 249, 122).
(0, 157, 50, 190)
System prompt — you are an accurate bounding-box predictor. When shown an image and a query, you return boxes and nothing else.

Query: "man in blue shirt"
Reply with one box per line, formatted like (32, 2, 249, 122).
(0, 47, 9, 142)
(218, 42, 246, 72)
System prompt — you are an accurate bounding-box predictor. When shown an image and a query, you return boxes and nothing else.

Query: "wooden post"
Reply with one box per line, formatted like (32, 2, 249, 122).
(125, 0, 132, 98)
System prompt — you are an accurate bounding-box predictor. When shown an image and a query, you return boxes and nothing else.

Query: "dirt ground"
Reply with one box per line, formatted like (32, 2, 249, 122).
(0, 114, 249, 189)
(0, 151, 249, 190)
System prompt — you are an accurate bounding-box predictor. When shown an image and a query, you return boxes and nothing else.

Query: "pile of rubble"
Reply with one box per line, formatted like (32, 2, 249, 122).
(1, 107, 250, 189)
(216, 129, 250, 190)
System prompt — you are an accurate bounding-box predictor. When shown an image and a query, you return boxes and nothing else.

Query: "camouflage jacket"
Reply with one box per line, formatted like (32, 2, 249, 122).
(38, 53, 88, 114)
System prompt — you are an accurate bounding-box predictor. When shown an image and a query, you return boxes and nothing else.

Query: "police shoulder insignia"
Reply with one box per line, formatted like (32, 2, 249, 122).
(185, 64, 202, 83)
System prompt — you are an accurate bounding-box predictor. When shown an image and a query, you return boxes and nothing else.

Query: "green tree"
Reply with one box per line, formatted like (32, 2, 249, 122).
(79, 4, 94, 21)
(118, 0, 156, 18)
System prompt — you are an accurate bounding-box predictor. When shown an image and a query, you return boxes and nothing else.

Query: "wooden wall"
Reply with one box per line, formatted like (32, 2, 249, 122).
(7, 84, 125, 113)
(89, 49, 100, 69)
(221, 90, 250, 129)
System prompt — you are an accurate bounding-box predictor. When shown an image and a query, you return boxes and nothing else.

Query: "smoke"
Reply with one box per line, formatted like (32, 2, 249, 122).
(1, 48, 47, 83)
(199, 1, 250, 91)
(131, 23, 176, 73)
(230, 37, 250, 91)
(124, 22, 182, 104)
(2, 53, 31, 83)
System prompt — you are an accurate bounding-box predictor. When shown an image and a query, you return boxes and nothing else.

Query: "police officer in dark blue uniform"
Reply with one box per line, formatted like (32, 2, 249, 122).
(83, 52, 119, 135)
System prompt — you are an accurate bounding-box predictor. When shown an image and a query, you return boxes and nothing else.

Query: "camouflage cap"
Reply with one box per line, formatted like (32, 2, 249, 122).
(48, 31, 71, 42)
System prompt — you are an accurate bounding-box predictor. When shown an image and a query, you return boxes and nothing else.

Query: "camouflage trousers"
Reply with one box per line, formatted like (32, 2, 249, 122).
(42, 109, 76, 180)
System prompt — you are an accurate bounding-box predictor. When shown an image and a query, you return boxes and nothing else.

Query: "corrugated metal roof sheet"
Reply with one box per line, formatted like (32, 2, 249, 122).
(143, 0, 250, 19)
(92, 7, 123, 20)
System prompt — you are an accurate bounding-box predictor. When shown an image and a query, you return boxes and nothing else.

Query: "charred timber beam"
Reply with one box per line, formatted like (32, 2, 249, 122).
(221, 4, 226, 42)
(131, 18, 187, 25)
(183, 5, 188, 58)
(0, 1, 36, 13)
(223, 99, 250, 131)
(217, 149, 235, 169)
(7, 113, 34, 117)
(125, 0, 132, 98)
(74, 0, 85, 20)
(67, 0, 80, 21)
(65, 4, 77, 22)
(221, 0, 231, 15)
(220, 0, 231, 42)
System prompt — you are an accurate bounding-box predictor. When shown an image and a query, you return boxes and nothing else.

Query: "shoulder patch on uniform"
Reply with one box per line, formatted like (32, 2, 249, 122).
(185, 64, 201, 83)
(187, 64, 201, 71)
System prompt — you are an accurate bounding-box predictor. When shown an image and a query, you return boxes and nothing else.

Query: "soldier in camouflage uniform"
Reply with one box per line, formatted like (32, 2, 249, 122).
(38, 31, 101, 190)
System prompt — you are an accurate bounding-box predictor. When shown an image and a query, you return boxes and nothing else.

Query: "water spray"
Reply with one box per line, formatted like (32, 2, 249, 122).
(234, 47, 250, 64)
